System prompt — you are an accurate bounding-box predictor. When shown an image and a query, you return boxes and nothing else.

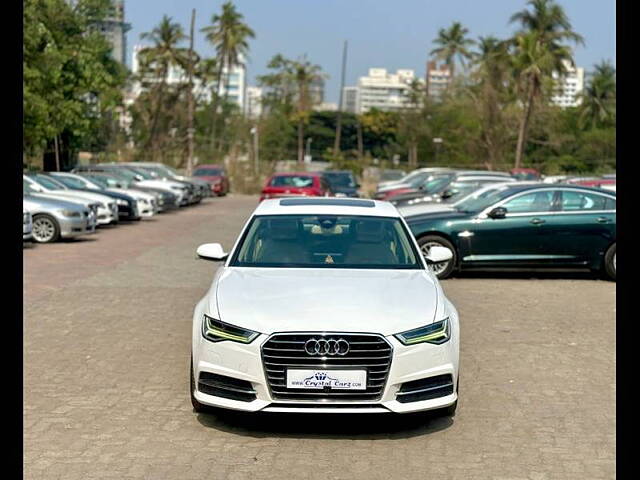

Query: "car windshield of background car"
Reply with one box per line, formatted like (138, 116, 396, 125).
(232, 215, 422, 269)
(324, 173, 355, 188)
(270, 176, 314, 188)
(33, 175, 67, 191)
(455, 187, 515, 213)
(194, 168, 223, 176)
(54, 176, 89, 190)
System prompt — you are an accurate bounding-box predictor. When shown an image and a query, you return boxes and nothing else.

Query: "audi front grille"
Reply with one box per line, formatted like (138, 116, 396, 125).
(261, 333, 392, 401)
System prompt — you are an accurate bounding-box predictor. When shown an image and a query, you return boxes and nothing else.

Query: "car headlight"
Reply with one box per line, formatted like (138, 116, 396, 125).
(394, 318, 450, 345)
(202, 314, 260, 344)
(116, 199, 128, 206)
(60, 209, 81, 218)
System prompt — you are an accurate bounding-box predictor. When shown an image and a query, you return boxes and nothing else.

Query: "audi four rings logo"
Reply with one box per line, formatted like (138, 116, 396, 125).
(304, 338, 350, 356)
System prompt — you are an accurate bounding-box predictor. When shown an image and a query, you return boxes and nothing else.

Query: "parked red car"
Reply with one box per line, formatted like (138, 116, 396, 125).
(260, 172, 333, 201)
(192, 164, 230, 196)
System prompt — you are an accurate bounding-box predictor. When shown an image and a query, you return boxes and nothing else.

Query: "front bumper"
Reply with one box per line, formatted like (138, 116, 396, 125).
(59, 216, 96, 238)
(193, 333, 458, 414)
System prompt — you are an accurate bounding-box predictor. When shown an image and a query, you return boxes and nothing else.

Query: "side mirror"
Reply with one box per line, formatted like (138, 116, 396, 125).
(441, 189, 457, 199)
(424, 246, 453, 264)
(487, 207, 507, 219)
(196, 243, 228, 261)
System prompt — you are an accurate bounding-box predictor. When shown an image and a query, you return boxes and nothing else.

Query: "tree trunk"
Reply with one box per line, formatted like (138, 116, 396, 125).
(356, 120, 363, 160)
(209, 58, 226, 153)
(514, 80, 536, 169)
(53, 135, 60, 172)
(297, 120, 304, 165)
(186, 9, 196, 177)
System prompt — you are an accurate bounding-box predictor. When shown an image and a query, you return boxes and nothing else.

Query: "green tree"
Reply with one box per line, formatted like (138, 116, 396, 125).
(509, 0, 584, 168)
(137, 15, 188, 161)
(430, 21, 475, 82)
(578, 61, 616, 130)
(201, 1, 255, 154)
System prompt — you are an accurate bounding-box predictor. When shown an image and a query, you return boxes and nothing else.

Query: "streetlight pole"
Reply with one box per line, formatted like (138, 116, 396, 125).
(250, 126, 259, 174)
(433, 137, 443, 165)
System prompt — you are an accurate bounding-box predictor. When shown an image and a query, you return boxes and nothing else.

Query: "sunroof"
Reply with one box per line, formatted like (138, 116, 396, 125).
(279, 198, 376, 208)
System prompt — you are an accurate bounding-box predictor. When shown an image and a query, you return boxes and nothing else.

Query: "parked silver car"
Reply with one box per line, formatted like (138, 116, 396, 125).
(23, 208, 33, 241)
(23, 193, 97, 243)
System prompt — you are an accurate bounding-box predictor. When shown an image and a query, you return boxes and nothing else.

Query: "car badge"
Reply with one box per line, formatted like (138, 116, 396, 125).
(325, 255, 334, 264)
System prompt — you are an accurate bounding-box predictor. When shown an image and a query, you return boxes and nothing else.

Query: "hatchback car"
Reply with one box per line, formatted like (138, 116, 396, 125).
(191, 197, 459, 415)
(192, 164, 230, 196)
(260, 172, 333, 201)
(406, 184, 616, 280)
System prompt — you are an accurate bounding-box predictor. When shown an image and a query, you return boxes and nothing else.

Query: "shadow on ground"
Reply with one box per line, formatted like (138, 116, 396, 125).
(196, 409, 454, 440)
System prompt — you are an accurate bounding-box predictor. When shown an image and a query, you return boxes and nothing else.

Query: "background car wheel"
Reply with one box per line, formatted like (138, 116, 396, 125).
(604, 243, 616, 280)
(190, 358, 214, 414)
(418, 235, 457, 279)
(31, 214, 60, 243)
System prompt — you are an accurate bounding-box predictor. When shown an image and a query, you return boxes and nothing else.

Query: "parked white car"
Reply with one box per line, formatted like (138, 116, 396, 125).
(23, 174, 117, 225)
(190, 197, 460, 415)
(49, 172, 158, 218)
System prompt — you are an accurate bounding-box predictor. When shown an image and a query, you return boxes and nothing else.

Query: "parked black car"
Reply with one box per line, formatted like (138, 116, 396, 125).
(320, 170, 360, 198)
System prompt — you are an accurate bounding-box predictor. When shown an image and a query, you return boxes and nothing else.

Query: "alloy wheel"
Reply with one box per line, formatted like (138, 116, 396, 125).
(420, 241, 451, 276)
(32, 217, 56, 243)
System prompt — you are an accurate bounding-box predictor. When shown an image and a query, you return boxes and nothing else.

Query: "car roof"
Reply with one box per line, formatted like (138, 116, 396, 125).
(501, 183, 616, 196)
(254, 197, 400, 217)
(270, 171, 320, 177)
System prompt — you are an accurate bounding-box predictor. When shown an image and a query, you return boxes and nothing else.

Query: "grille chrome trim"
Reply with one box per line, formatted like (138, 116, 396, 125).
(261, 332, 393, 402)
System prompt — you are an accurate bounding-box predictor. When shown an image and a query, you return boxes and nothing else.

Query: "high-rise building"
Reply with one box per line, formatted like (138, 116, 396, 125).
(131, 45, 247, 110)
(342, 68, 421, 114)
(342, 86, 359, 114)
(550, 61, 584, 108)
(94, 0, 131, 66)
(426, 61, 451, 99)
(245, 86, 263, 119)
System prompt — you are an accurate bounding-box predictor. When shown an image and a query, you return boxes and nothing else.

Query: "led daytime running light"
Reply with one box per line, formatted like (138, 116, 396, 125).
(395, 318, 450, 345)
(202, 314, 259, 344)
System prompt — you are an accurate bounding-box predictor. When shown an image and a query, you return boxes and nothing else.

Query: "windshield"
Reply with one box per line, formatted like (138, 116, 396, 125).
(126, 167, 154, 180)
(442, 183, 479, 202)
(84, 175, 111, 188)
(455, 186, 515, 212)
(406, 172, 431, 187)
(53, 175, 89, 190)
(194, 167, 223, 176)
(323, 172, 355, 188)
(31, 175, 67, 190)
(380, 170, 405, 181)
(23, 180, 37, 194)
(270, 175, 314, 187)
(231, 215, 422, 269)
(420, 175, 454, 193)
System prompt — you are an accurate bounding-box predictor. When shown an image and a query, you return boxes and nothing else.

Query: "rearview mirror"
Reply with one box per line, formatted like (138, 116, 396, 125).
(424, 246, 453, 264)
(487, 207, 507, 219)
(196, 243, 228, 261)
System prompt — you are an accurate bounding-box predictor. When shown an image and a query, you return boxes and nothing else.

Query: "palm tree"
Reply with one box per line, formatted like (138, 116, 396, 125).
(509, 0, 584, 168)
(578, 61, 616, 129)
(138, 16, 188, 160)
(469, 36, 512, 168)
(201, 1, 255, 153)
(430, 22, 475, 82)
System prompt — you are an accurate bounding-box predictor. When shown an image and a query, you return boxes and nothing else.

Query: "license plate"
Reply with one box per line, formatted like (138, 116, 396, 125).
(286, 369, 367, 390)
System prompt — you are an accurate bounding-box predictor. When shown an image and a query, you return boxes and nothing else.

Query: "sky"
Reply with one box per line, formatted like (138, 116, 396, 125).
(125, 0, 616, 103)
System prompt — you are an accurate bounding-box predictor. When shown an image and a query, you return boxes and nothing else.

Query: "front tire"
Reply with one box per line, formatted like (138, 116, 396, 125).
(31, 214, 60, 243)
(417, 235, 457, 279)
(604, 243, 616, 280)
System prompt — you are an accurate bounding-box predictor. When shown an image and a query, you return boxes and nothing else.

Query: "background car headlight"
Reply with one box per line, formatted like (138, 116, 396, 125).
(59, 209, 81, 217)
(202, 314, 259, 344)
(394, 318, 450, 345)
(116, 199, 128, 206)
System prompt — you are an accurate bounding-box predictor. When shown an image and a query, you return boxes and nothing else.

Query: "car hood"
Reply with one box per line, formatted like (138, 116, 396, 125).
(213, 268, 439, 336)
(377, 182, 411, 193)
(135, 180, 184, 190)
(29, 192, 92, 207)
(398, 203, 455, 217)
(405, 209, 471, 224)
(46, 190, 113, 205)
(108, 188, 154, 200)
(23, 194, 87, 211)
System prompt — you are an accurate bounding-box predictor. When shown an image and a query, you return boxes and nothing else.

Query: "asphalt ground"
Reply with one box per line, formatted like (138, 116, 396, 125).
(23, 195, 616, 479)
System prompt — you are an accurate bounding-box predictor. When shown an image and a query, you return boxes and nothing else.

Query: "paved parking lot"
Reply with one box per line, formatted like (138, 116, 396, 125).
(24, 195, 615, 480)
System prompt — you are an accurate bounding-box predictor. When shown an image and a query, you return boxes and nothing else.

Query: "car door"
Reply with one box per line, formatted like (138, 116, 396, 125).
(464, 189, 559, 265)
(542, 189, 616, 265)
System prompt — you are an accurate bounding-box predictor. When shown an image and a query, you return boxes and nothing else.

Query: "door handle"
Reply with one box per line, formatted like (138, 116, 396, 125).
(530, 218, 546, 225)
(596, 217, 610, 223)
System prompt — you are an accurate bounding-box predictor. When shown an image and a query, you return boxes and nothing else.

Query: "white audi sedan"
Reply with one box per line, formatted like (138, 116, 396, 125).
(191, 198, 459, 416)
